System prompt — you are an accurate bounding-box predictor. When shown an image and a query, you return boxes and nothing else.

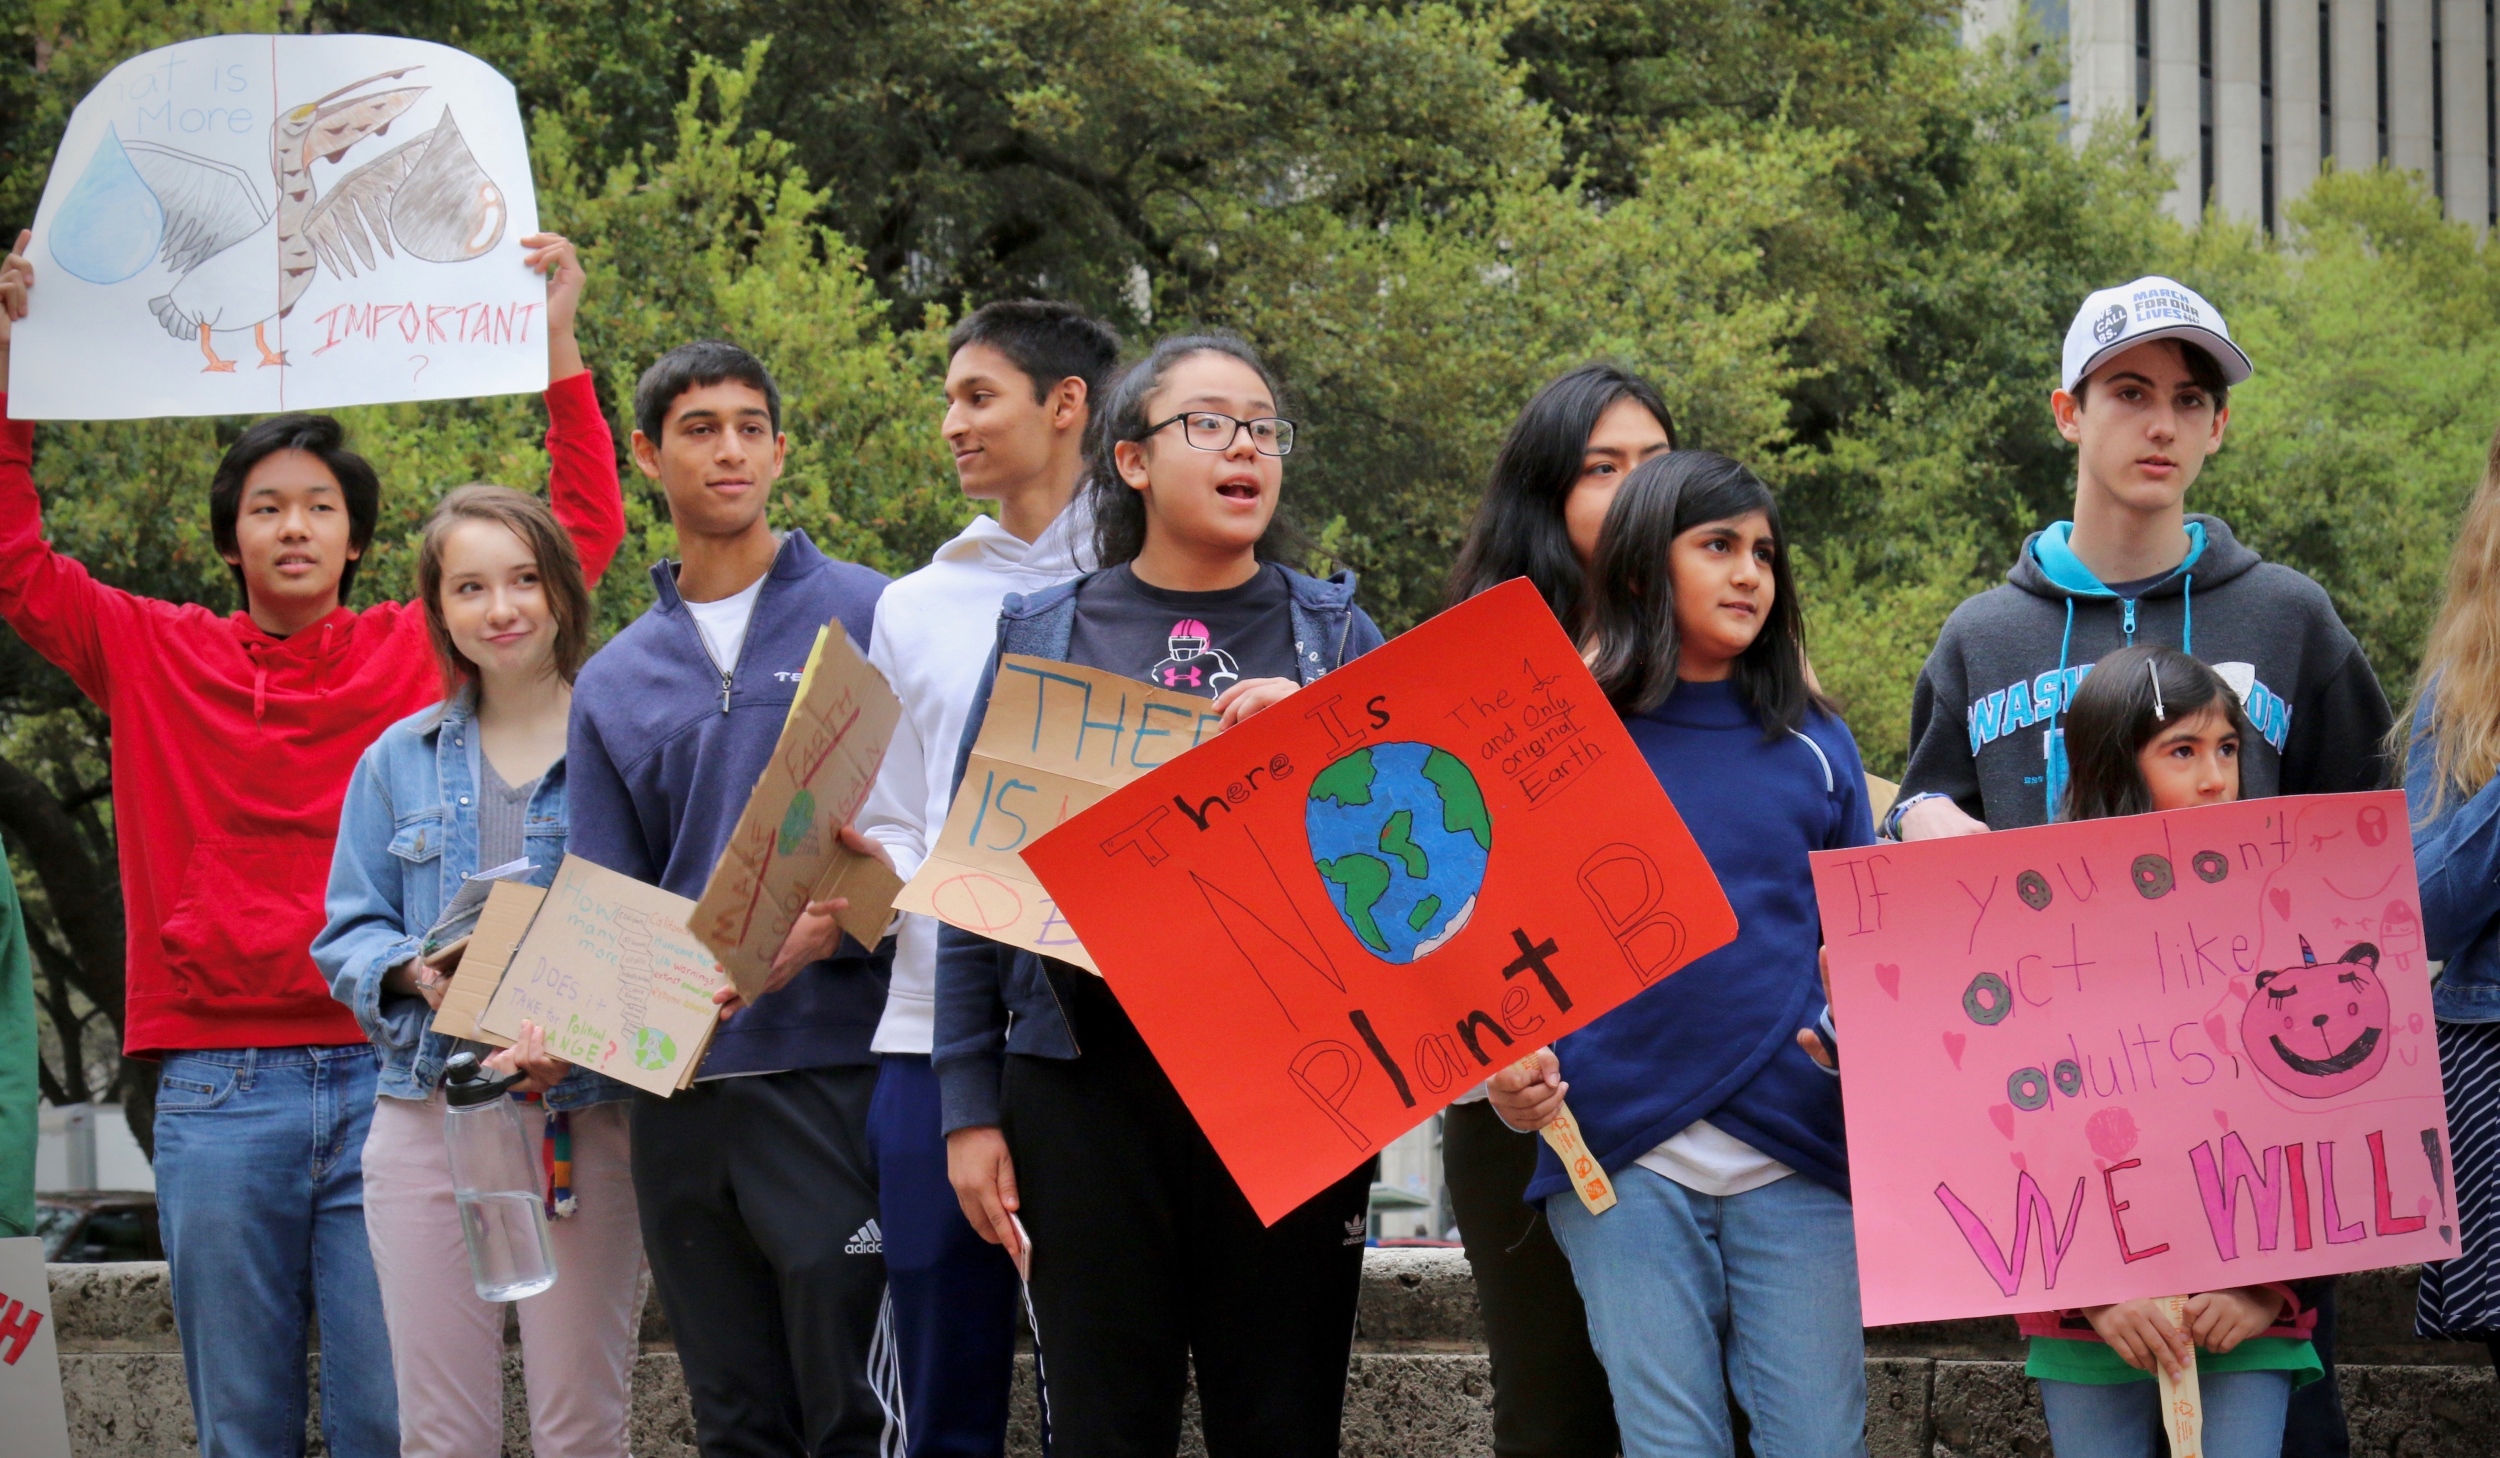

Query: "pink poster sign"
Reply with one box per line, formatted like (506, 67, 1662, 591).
(1813, 791, 2455, 1327)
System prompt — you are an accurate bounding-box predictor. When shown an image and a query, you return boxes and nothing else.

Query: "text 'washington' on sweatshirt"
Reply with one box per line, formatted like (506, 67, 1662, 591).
(1899, 515, 2392, 831)
(857, 506, 1092, 1055)
(567, 531, 894, 1076)
(1524, 677, 1873, 1207)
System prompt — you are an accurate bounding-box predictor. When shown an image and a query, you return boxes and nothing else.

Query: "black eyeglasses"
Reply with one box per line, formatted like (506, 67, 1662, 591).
(1139, 411, 1296, 457)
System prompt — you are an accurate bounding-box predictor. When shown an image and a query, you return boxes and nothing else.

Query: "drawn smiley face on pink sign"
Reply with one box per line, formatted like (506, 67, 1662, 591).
(2242, 936, 2389, 1098)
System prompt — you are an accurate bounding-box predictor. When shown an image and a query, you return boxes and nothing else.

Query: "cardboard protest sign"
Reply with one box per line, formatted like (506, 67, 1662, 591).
(479, 855, 725, 1095)
(1022, 578, 1739, 1223)
(892, 657, 1226, 972)
(0, 1238, 71, 1458)
(693, 623, 904, 999)
(14, 35, 544, 420)
(1812, 791, 2453, 1327)
(427, 877, 545, 1045)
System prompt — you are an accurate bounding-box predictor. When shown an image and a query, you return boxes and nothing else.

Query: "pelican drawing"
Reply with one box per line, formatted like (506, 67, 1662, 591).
(48, 67, 508, 372)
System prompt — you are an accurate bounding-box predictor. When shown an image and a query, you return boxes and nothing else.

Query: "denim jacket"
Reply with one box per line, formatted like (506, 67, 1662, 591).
(931, 565, 1385, 1133)
(2409, 688, 2500, 1023)
(314, 691, 630, 1107)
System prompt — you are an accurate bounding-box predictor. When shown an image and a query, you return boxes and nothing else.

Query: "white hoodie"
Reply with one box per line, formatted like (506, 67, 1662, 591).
(859, 505, 1094, 1053)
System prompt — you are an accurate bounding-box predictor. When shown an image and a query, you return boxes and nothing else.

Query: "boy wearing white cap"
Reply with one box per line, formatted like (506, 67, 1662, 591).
(1890, 276, 2379, 1458)
(1889, 275, 2391, 840)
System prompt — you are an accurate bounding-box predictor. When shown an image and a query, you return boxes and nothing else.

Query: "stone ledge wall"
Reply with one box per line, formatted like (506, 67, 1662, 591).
(45, 1253, 2500, 1457)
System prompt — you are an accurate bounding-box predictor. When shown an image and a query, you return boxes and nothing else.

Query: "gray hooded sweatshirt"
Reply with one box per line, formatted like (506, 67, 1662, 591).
(1898, 514, 2392, 829)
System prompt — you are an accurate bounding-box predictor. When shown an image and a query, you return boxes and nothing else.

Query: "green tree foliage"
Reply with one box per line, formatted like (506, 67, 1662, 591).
(0, 2, 2492, 1147)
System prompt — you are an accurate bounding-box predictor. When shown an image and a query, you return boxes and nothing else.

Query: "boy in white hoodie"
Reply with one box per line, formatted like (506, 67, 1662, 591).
(859, 299, 1118, 1455)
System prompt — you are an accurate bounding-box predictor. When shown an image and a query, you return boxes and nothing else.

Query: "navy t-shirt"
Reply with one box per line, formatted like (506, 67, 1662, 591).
(1064, 562, 1298, 695)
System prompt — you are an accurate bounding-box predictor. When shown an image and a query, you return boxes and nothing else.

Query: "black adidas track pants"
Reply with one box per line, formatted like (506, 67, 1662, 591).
(633, 1066, 889, 1457)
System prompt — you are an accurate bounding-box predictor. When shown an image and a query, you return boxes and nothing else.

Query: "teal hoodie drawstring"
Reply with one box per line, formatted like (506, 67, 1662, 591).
(2182, 574, 2194, 656)
(2047, 599, 2075, 821)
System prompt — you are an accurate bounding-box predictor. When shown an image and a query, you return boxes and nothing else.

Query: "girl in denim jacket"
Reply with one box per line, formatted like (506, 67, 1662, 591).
(2403, 430, 2500, 1369)
(314, 486, 643, 1458)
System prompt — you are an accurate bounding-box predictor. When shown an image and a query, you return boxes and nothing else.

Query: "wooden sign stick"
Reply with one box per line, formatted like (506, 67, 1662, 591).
(2155, 1295, 2203, 1458)
(1508, 1057, 1617, 1214)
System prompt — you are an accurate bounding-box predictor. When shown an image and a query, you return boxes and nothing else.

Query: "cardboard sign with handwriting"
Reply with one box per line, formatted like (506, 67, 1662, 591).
(0, 1238, 70, 1458)
(479, 855, 725, 1095)
(1812, 792, 2453, 1326)
(692, 624, 904, 998)
(427, 878, 546, 1045)
(1022, 578, 1739, 1222)
(893, 657, 1227, 973)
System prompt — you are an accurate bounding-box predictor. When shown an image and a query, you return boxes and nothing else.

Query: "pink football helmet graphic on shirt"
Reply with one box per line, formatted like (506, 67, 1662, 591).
(1153, 617, 1240, 692)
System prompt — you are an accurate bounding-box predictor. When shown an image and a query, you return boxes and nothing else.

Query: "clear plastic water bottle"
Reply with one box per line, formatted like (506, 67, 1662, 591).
(442, 1051, 558, 1302)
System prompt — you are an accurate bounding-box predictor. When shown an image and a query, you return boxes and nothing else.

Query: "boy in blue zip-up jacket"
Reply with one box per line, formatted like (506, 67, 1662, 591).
(566, 341, 897, 1456)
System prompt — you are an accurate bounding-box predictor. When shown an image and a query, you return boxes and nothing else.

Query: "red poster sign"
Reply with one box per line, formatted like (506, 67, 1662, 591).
(1024, 578, 1738, 1222)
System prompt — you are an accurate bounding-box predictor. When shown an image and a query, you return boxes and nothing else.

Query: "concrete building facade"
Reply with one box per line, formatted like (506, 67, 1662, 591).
(1970, 0, 2498, 230)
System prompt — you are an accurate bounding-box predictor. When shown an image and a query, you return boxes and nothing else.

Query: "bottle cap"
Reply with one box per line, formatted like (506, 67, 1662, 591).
(443, 1050, 523, 1108)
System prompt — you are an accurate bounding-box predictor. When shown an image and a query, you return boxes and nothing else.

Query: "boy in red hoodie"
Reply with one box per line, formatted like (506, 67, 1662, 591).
(0, 228, 625, 1458)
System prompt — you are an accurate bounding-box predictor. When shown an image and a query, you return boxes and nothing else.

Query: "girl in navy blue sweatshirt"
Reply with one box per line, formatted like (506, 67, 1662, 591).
(1489, 450, 1873, 1458)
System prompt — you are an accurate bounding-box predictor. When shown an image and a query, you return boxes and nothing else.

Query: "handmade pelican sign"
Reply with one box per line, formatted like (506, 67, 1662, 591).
(1812, 792, 2454, 1327)
(1022, 578, 1738, 1223)
(12, 35, 543, 419)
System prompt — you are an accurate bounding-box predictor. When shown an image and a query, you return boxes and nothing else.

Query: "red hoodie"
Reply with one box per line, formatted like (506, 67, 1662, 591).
(0, 370, 626, 1056)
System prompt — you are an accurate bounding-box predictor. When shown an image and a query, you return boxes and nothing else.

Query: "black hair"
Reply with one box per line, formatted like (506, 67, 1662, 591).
(208, 413, 382, 601)
(633, 340, 782, 444)
(1445, 363, 1676, 627)
(1082, 332, 1296, 568)
(1582, 450, 1829, 735)
(949, 299, 1121, 407)
(2074, 338, 2232, 411)
(2058, 644, 2254, 820)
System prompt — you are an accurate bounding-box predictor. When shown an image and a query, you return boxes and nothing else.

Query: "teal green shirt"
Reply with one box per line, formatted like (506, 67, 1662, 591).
(2026, 1335, 2322, 1387)
(0, 839, 34, 1238)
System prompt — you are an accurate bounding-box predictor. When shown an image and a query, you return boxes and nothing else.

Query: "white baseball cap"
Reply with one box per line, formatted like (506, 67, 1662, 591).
(2060, 276, 2253, 392)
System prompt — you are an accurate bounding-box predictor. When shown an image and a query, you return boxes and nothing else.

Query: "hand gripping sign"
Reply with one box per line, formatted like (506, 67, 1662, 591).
(1021, 578, 1736, 1224)
(1811, 792, 2454, 1327)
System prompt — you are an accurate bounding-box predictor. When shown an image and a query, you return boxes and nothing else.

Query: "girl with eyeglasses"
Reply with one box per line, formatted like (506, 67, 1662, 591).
(933, 333, 1386, 1452)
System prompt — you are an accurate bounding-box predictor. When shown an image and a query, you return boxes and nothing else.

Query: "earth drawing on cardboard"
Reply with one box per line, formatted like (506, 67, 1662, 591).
(1304, 741, 1492, 964)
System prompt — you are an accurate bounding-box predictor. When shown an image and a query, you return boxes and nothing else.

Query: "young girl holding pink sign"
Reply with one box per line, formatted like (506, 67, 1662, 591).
(2023, 644, 2323, 1457)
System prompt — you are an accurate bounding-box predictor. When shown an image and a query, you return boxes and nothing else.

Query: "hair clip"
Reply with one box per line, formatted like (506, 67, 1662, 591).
(2148, 659, 2166, 721)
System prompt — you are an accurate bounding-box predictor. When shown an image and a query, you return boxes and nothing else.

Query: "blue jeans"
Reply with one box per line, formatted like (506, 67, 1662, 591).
(2039, 1370, 2293, 1458)
(154, 1046, 397, 1458)
(1548, 1167, 1866, 1458)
